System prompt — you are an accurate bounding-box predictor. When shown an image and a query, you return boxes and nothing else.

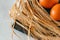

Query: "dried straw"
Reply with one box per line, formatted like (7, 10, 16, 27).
(10, 0, 60, 40)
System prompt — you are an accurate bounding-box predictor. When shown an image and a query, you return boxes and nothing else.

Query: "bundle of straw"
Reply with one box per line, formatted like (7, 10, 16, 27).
(10, 0, 60, 40)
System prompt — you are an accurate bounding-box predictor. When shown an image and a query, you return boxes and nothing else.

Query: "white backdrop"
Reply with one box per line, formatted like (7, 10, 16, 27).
(0, 0, 33, 40)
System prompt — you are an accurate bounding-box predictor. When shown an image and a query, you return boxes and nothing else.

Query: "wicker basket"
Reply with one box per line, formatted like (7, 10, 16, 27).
(10, 0, 60, 40)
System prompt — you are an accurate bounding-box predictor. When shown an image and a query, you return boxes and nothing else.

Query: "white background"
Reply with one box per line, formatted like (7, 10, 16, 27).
(0, 0, 33, 40)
